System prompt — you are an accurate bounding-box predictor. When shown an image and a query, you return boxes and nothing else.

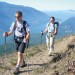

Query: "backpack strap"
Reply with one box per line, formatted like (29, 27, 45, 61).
(14, 20, 27, 34)
(54, 22, 59, 27)
(23, 21, 27, 37)
(23, 21, 30, 48)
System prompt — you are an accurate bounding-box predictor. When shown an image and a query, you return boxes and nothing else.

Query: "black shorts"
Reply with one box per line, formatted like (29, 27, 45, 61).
(15, 41, 26, 53)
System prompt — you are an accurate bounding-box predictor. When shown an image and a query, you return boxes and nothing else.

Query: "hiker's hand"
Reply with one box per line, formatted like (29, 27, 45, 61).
(3, 32, 8, 37)
(51, 33, 54, 36)
(51, 33, 54, 37)
(41, 31, 44, 35)
(23, 38, 26, 43)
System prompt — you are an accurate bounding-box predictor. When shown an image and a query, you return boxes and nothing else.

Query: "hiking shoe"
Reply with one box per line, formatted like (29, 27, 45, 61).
(13, 67, 20, 74)
(48, 51, 51, 56)
(48, 50, 54, 56)
(47, 48, 50, 51)
(20, 61, 27, 68)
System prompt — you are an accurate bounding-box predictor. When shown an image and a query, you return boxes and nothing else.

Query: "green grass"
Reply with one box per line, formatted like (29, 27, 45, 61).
(24, 44, 46, 58)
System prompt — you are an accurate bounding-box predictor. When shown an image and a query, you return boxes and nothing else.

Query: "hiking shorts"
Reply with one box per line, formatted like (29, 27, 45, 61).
(15, 41, 26, 53)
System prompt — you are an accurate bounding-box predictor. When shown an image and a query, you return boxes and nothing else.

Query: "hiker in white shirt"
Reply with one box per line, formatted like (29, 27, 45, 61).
(3, 11, 30, 74)
(41, 16, 59, 56)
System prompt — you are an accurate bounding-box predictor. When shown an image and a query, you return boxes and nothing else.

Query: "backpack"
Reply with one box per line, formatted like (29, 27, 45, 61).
(53, 22, 59, 35)
(48, 22, 59, 35)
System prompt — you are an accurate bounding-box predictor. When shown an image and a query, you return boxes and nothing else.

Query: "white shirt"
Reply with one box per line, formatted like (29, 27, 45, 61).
(10, 20, 30, 37)
(46, 22, 57, 33)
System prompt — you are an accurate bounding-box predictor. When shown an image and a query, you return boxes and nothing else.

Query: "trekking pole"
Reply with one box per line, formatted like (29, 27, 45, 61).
(26, 49, 30, 75)
(26, 38, 30, 49)
(41, 31, 43, 44)
(25, 40, 30, 75)
(4, 36, 7, 66)
(1, 36, 7, 75)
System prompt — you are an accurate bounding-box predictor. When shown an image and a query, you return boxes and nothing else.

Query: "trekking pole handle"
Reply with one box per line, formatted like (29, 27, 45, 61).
(41, 31, 43, 35)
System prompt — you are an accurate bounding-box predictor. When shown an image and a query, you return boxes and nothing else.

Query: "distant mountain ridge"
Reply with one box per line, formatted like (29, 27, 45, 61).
(0, 2, 49, 31)
(44, 10, 75, 23)
(58, 17, 75, 37)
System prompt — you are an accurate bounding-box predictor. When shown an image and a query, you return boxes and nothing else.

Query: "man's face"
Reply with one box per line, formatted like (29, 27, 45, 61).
(50, 18, 55, 23)
(15, 13, 22, 21)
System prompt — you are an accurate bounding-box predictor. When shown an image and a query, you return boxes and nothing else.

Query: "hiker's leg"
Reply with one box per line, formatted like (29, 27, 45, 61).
(46, 35, 50, 50)
(16, 52, 23, 68)
(48, 36, 52, 55)
(20, 54, 27, 68)
(15, 41, 21, 68)
(19, 42, 26, 67)
(13, 51, 23, 74)
(50, 36, 55, 52)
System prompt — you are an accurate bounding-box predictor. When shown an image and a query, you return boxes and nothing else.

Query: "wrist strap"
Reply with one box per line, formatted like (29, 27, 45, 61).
(6, 32, 8, 36)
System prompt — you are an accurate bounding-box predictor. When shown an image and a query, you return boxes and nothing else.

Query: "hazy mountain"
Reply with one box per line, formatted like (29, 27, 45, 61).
(68, 9, 75, 12)
(44, 10, 75, 23)
(0, 2, 49, 31)
(58, 17, 75, 37)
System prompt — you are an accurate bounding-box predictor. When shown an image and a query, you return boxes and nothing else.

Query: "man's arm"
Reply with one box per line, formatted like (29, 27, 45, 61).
(3, 22, 15, 37)
(23, 31, 30, 43)
(41, 27, 48, 35)
(52, 28, 58, 35)
(23, 21, 30, 43)
(43, 27, 48, 34)
(3, 31, 13, 37)
(26, 31, 30, 41)
(41, 23, 48, 35)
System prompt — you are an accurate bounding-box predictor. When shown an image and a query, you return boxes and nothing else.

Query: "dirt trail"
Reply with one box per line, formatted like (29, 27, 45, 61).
(1, 35, 75, 75)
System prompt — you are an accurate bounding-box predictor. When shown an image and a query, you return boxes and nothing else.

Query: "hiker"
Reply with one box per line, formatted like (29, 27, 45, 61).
(41, 16, 59, 56)
(3, 11, 30, 74)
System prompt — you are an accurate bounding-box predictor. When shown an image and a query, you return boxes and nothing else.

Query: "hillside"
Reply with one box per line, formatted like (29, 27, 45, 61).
(0, 35, 75, 75)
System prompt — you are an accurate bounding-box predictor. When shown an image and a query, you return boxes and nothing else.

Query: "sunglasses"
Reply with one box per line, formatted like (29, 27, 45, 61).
(15, 15, 21, 18)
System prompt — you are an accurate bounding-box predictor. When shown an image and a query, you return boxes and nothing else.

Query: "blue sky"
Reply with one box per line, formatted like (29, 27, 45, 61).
(0, 0, 75, 11)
